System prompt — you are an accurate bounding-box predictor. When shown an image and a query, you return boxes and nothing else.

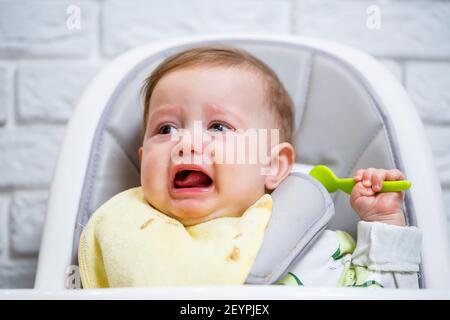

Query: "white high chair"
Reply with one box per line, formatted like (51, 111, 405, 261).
(4, 34, 450, 299)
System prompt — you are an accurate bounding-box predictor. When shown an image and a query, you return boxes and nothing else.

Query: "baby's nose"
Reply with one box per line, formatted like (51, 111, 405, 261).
(171, 127, 212, 165)
(179, 129, 204, 154)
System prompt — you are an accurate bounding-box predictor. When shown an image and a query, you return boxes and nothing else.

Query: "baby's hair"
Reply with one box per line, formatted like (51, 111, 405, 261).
(140, 45, 294, 143)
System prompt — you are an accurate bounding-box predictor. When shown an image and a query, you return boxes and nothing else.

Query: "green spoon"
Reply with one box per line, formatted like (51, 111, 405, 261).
(309, 165, 412, 194)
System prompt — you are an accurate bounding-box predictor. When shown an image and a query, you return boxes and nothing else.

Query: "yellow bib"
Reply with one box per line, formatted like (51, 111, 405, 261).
(78, 187, 272, 287)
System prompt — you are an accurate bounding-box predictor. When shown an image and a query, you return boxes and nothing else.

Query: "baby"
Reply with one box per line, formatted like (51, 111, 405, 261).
(79, 46, 421, 288)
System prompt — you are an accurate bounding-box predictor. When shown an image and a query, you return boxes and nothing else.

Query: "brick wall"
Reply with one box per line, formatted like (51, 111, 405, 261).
(0, 0, 449, 288)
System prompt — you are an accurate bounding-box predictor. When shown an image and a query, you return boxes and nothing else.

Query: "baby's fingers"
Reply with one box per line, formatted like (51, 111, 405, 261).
(350, 181, 375, 203)
(372, 169, 387, 192)
(353, 169, 365, 182)
(385, 169, 406, 181)
(362, 168, 376, 187)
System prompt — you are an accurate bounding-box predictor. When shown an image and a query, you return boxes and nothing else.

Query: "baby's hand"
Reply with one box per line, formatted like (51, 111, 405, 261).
(350, 168, 406, 226)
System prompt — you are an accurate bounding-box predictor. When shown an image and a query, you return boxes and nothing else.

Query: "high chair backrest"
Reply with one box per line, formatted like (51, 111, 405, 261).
(35, 34, 450, 290)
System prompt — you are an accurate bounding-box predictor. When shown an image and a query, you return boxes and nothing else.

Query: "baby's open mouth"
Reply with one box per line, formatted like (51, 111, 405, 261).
(173, 169, 213, 189)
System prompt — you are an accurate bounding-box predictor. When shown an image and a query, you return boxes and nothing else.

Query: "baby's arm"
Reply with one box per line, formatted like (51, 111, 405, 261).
(279, 168, 421, 288)
(348, 220, 422, 288)
(349, 168, 421, 288)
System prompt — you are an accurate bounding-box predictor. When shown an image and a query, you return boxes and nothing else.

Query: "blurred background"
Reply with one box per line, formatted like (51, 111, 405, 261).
(0, 0, 449, 288)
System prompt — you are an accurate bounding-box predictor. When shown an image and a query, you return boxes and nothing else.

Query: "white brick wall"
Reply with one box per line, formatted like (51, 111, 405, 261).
(0, 128, 65, 188)
(102, 0, 292, 56)
(295, 0, 450, 58)
(0, 196, 8, 259)
(0, 0, 449, 288)
(406, 63, 450, 125)
(0, 0, 97, 58)
(424, 125, 450, 189)
(0, 64, 13, 126)
(10, 191, 48, 256)
(18, 63, 99, 122)
(445, 191, 450, 235)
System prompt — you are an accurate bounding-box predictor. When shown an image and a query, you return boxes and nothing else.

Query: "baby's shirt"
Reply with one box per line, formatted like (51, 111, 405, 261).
(78, 188, 422, 288)
(278, 222, 422, 288)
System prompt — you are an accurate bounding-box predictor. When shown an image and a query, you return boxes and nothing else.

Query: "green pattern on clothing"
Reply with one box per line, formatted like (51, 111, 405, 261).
(338, 262, 383, 288)
(339, 261, 356, 286)
(353, 280, 384, 288)
(332, 230, 383, 288)
(277, 272, 303, 286)
(332, 230, 356, 260)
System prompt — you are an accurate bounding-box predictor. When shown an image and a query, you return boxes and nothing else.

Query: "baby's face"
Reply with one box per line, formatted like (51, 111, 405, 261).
(139, 66, 290, 226)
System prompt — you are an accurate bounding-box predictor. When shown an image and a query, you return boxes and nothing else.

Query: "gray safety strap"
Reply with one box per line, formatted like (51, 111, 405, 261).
(246, 172, 335, 284)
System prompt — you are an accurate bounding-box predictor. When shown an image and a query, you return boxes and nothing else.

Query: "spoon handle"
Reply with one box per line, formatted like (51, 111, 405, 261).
(337, 178, 412, 195)
(337, 178, 356, 194)
(380, 180, 412, 192)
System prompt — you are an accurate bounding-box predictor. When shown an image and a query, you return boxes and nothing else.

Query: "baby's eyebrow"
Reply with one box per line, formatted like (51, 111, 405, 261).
(148, 104, 182, 122)
(204, 104, 244, 125)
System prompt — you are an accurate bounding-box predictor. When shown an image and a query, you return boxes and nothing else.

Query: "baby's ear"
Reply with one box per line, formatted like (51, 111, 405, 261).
(138, 147, 143, 163)
(264, 142, 295, 191)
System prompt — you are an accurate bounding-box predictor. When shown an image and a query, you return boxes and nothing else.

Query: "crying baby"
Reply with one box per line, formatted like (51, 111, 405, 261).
(78, 46, 421, 288)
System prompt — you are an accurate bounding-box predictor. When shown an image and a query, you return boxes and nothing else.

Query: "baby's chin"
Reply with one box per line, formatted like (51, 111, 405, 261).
(168, 198, 220, 226)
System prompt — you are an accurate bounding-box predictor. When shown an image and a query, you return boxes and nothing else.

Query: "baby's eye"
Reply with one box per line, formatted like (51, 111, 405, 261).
(158, 124, 177, 135)
(208, 122, 232, 132)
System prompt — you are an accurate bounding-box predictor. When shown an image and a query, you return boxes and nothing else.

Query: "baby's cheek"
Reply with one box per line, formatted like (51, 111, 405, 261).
(218, 164, 266, 198)
(141, 150, 169, 186)
(141, 157, 169, 208)
(211, 138, 267, 168)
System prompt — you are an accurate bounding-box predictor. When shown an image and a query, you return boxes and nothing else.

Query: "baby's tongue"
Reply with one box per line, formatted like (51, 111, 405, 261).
(174, 171, 211, 188)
